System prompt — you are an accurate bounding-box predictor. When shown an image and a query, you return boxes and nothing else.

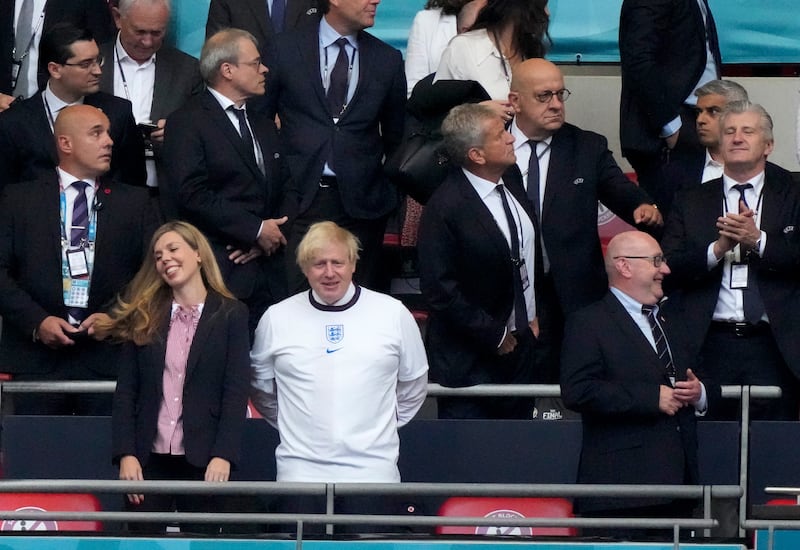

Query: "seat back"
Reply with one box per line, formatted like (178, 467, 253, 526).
(0, 493, 102, 531)
(436, 496, 576, 536)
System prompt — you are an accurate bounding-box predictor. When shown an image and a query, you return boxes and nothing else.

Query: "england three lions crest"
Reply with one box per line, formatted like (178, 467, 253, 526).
(326, 325, 344, 344)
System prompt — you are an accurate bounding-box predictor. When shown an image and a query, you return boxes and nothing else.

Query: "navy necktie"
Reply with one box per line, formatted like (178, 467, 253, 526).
(733, 183, 765, 323)
(701, 0, 722, 75)
(327, 38, 350, 117)
(270, 0, 285, 33)
(70, 181, 89, 247)
(642, 304, 676, 385)
(496, 184, 529, 333)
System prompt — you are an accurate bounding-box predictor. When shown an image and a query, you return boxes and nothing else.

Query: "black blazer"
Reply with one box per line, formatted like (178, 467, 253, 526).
(206, 0, 319, 48)
(0, 175, 159, 375)
(536, 122, 654, 315)
(0, 0, 115, 95)
(418, 168, 534, 387)
(112, 291, 250, 469)
(261, 23, 406, 220)
(619, 0, 721, 156)
(161, 90, 288, 300)
(560, 292, 699, 512)
(661, 163, 800, 377)
(0, 90, 146, 189)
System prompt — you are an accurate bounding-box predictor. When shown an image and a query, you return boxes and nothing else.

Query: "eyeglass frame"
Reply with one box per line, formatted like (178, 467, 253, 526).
(61, 54, 105, 70)
(233, 58, 263, 69)
(612, 255, 668, 268)
(534, 88, 571, 104)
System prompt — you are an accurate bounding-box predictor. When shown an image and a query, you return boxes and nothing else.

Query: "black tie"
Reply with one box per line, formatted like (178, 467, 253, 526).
(701, 0, 722, 75)
(732, 183, 765, 323)
(496, 184, 529, 333)
(269, 0, 285, 33)
(327, 38, 350, 117)
(526, 140, 541, 226)
(642, 304, 676, 385)
(229, 106, 256, 159)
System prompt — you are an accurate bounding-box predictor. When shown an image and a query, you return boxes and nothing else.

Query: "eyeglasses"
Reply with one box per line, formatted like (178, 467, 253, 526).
(613, 255, 668, 267)
(235, 58, 262, 69)
(62, 54, 104, 70)
(534, 88, 571, 103)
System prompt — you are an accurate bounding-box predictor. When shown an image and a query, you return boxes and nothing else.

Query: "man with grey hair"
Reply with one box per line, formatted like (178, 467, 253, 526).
(418, 103, 540, 419)
(662, 100, 800, 420)
(99, 0, 203, 193)
(162, 29, 290, 334)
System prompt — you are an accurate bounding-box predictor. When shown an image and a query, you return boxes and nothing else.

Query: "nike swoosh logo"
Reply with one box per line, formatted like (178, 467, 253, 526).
(326, 348, 343, 354)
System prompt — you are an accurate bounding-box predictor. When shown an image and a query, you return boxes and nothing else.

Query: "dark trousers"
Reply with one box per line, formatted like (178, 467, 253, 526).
(625, 105, 704, 220)
(125, 453, 217, 535)
(286, 180, 388, 293)
(437, 328, 538, 420)
(699, 322, 798, 421)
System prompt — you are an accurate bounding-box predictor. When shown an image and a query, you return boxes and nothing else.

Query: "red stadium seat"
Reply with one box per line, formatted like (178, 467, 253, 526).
(0, 493, 102, 532)
(766, 498, 800, 506)
(436, 496, 577, 536)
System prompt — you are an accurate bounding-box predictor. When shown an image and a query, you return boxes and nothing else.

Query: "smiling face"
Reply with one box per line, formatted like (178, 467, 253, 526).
(721, 110, 773, 178)
(154, 231, 203, 291)
(608, 231, 670, 305)
(302, 240, 356, 305)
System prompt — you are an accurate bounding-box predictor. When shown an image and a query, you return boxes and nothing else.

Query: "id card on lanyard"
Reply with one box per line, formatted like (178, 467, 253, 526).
(60, 185, 97, 309)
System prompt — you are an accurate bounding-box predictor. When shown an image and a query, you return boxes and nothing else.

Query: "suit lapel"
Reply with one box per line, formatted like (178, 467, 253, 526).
(202, 91, 264, 181)
(99, 43, 114, 95)
(542, 130, 570, 225)
(759, 167, 790, 236)
(456, 172, 512, 260)
(603, 293, 666, 378)
(29, 93, 58, 164)
(185, 291, 222, 382)
(297, 26, 327, 110)
(148, 309, 171, 394)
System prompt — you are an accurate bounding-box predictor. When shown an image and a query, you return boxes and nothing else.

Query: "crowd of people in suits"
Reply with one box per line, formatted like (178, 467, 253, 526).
(0, 0, 799, 539)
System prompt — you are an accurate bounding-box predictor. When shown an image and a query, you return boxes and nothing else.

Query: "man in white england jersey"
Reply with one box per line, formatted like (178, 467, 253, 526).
(250, 220, 428, 531)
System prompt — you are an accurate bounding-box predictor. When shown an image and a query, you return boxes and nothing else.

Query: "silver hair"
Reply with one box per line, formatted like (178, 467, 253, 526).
(694, 79, 749, 103)
(441, 103, 498, 166)
(199, 28, 258, 85)
(117, 0, 171, 17)
(720, 100, 774, 142)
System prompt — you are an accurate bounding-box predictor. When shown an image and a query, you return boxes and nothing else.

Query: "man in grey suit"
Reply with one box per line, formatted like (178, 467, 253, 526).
(99, 0, 203, 192)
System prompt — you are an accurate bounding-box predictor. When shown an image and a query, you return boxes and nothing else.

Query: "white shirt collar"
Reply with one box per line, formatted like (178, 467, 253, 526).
(319, 16, 357, 49)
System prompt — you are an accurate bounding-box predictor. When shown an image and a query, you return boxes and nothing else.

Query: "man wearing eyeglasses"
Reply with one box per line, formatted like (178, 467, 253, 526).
(662, 101, 800, 421)
(507, 58, 661, 391)
(0, 22, 146, 190)
(561, 230, 707, 537)
(162, 29, 291, 336)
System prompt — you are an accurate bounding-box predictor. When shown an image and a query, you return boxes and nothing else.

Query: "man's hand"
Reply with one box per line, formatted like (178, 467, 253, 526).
(716, 202, 760, 251)
(37, 316, 79, 348)
(119, 455, 145, 505)
(256, 216, 288, 255)
(497, 331, 518, 355)
(0, 93, 15, 112)
(633, 204, 663, 226)
(205, 457, 231, 482)
(529, 317, 540, 338)
(227, 245, 263, 264)
(674, 368, 703, 406)
(659, 385, 683, 416)
(149, 118, 166, 144)
(480, 99, 515, 122)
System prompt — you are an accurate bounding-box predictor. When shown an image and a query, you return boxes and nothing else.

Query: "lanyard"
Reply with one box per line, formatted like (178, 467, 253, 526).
(59, 180, 99, 309)
(323, 39, 354, 115)
(114, 41, 132, 102)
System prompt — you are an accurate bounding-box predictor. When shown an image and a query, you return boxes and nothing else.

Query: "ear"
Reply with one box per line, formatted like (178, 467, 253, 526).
(112, 7, 123, 31)
(466, 146, 485, 166)
(57, 135, 72, 155)
(764, 139, 775, 157)
(219, 62, 234, 81)
(508, 91, 521, 112)
(47, 61, 62, 80)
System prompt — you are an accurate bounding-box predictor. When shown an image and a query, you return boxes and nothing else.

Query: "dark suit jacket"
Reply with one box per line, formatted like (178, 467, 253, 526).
(206, 0, 319, 48)
(0, 0, 115, 95)
(161, 90, 288, 300)
(535, 122, 654, 315)
(560, 292, 699, 512)
(0, 176, 159, 376)
(0, 90, 146, 188)
(262, 23, 406, 220)
(418, 168, 534, 387)
(661, 163, 800, 377)
(112, 291, 250, 469)
(619, 0, 721, 156)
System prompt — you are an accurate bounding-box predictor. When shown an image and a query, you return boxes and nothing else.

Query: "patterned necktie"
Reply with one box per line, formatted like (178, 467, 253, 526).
(70, 181, 89, 247)
(642, 304, 676, 385)
(327, 38, 350, 117)
(13, 0, 34, 98)
(270, 0, 285, 33)
(732, 183, 765, 323)
(496, 184, 529, 333)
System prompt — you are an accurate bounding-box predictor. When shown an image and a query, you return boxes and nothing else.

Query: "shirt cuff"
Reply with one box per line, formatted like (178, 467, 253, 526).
(706, 242, 721, 269)
(660, 116, 682, 138)
(694, 382, 709, 416)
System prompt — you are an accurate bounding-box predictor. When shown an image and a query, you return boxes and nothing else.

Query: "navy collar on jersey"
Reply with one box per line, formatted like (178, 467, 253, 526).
(308, 284, 361, 312)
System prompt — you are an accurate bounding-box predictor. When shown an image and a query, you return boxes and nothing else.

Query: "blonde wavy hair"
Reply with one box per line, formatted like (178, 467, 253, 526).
(94, 221, 233, 345)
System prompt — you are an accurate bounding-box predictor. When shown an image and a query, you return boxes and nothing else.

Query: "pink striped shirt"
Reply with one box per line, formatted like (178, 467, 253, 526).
(152, 303, 203, 455)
